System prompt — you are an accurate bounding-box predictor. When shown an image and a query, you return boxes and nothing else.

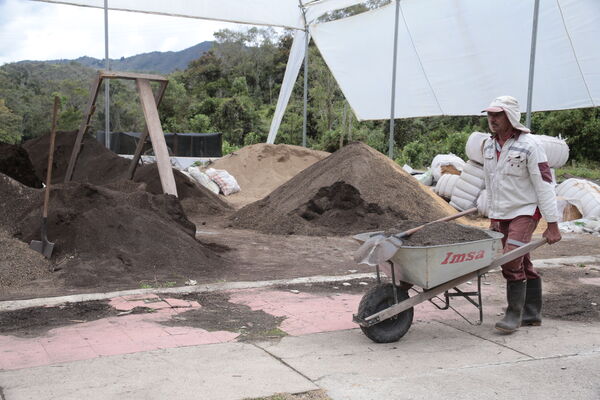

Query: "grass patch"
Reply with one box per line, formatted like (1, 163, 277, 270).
(556, 161, 600, 182)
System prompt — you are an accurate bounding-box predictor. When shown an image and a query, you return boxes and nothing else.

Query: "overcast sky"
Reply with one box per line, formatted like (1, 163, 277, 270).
(0, 0, 240, 65)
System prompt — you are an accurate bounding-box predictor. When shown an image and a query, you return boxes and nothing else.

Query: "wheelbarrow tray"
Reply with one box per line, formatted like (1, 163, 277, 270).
(355, 229, 504, 289)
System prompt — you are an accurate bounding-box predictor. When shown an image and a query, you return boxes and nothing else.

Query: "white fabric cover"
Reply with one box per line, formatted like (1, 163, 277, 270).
(556, 179, 600, 218)
(35, 0, 366, 29)
(267, 30, 308, 144)
(450, 161, 485, 211)
(465, 132, 491, 165)
(434, 173, 459, 200)
(310, 0, 600, 121)
(532, 135, 570, 168)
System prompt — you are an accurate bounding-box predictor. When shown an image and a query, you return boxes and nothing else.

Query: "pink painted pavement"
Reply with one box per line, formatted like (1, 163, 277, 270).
(1, 283, 503, 371)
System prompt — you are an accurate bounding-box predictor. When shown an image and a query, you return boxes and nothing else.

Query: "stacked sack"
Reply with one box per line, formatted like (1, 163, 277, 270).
(449, 132, 489, 212)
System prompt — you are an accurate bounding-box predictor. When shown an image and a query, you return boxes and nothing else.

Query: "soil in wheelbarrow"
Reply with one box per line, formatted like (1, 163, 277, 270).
(229, 142, 458, 236)
(386, 221, 491, 246)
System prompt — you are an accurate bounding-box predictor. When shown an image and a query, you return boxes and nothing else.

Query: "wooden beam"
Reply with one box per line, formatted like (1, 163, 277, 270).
(65, 72, 103, 182)
(136, 78, 178, 197)
(127, 80, 169, 180)
(100, 70, 168, 82)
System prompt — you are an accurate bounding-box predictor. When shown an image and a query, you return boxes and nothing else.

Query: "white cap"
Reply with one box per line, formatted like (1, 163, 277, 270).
(483, 95, 530, 133)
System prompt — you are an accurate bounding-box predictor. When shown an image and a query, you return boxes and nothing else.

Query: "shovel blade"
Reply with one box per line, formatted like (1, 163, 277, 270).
(29, 240, 55, 258)
(354, 235, 403, 266)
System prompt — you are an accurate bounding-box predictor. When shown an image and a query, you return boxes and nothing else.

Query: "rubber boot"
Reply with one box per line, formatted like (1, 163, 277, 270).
(495, 280, 526, 333)
(522, 278, 542, 326)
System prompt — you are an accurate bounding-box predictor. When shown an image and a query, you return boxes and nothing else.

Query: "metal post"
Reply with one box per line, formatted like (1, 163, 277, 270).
(525, 0, 540, 129)
(302, 27, 309, 148)
(104, 0, 111, 149)
(389, 0, 401, 159)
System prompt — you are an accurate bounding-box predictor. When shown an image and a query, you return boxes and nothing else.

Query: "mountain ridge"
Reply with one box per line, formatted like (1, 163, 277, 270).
(17, 41, 213, 74)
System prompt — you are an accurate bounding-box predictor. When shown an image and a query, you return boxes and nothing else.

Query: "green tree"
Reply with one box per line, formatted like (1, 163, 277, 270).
(0, 99, 22, 143)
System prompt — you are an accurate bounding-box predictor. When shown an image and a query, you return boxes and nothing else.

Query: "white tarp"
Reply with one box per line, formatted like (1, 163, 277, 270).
(267, 30, 309, 144)
(34, 0, 365, 29)
(310, 0, 600, 120)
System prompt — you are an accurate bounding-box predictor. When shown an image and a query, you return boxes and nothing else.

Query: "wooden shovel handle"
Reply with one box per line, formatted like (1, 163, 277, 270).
(43, 97, 61, 218)
(395, 207, 478, 238)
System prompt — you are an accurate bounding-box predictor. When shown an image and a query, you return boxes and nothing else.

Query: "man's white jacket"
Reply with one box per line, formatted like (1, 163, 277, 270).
(483, 132, 559, 223)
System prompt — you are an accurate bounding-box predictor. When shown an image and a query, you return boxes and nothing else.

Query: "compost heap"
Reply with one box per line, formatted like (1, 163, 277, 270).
(0, 173, 228, 289)
(0, 142, 43, 188)
(230, 142, 460, 236)
(206, 143, 330, 208)
(23, 130, 232, 217)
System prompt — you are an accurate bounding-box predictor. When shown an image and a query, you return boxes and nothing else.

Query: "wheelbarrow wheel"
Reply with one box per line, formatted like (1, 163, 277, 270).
(357, 283, 413, 343)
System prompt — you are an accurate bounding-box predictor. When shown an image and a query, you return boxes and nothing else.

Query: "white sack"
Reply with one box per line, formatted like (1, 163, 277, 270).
(205, 168, 241, 196)
(187, 166, 220, 194)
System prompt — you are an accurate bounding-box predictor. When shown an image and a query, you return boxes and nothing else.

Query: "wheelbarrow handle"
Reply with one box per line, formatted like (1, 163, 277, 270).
(394, 207, 478, 239)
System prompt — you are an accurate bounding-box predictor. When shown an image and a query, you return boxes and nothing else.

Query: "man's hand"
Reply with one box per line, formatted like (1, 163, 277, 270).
(543, 222, 562, 244)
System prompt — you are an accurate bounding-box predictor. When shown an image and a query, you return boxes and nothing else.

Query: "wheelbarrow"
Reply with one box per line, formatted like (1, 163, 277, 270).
(352, 227, 547, 343)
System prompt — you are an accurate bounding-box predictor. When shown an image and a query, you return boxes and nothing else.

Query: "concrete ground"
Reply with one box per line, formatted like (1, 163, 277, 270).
(1, 258, 599, 400)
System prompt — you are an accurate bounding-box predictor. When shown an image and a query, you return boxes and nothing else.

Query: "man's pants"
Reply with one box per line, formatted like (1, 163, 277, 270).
(493, 215, 540, 281)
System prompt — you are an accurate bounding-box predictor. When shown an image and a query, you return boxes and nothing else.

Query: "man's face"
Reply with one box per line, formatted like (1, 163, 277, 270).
(487, 111, 511, 134)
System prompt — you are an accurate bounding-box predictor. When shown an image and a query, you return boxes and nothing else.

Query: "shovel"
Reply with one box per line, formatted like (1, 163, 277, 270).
(354, 207, 478, 266)
(30, 96, 60, 258)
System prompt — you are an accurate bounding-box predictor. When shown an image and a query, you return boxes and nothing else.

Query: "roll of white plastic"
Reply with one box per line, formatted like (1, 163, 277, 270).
(532, 134, 569, 168)
(431, 153, 466, 182)
(450, 184, 480, 211)
(448, 160, 485, 211)
(465, 132, 491, 164)
(434, 173, 460, 200)
(556, 178, 600, 218)
(477, 189, 489, 216)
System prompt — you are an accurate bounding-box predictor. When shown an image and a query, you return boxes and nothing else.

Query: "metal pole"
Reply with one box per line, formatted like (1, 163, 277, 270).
(302, 27, 308, 148)
(104, 0, 111, 149)
(525, 0, 540, 129)
(389, 0, 401, 159)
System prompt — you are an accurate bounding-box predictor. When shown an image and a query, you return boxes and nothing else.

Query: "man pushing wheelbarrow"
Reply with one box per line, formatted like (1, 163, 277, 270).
(353, 96, 563, 343)
(482, 95, 562, 333)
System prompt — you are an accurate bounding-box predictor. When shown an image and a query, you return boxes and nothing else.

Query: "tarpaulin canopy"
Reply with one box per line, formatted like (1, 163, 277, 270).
(311, 0, 600, 120)
(34, 0, 600, 141)
(34, 0, 365, 29)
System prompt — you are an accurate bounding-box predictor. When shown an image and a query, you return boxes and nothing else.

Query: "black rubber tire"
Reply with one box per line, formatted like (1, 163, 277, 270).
(357, 283, 414, 343)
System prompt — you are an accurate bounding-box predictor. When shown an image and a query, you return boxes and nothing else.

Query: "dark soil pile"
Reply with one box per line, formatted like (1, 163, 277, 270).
(23, 130, 131, 185)
(0, 142, 43, 188)
(230, 142, 456, 236)
(133, 164, 233, 218)
(22, 130, 232, 217)
(0, 173, 228, 289)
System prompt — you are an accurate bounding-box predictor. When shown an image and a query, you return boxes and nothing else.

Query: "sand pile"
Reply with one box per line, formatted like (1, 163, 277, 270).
(205, 143, 329, 208)
(0, 142, 43, 188)
(22, 131, 232, 217)
(230, 142, 459, 236)
(0, 173, 228, 289)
